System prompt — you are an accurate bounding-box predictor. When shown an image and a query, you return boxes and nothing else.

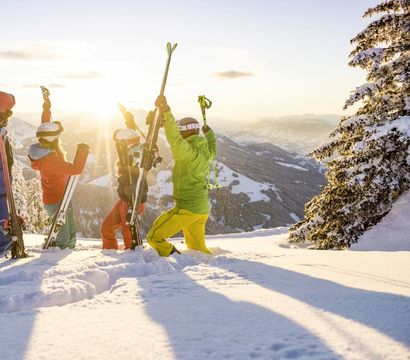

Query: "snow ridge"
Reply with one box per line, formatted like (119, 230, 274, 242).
(0, 248, 177, 313)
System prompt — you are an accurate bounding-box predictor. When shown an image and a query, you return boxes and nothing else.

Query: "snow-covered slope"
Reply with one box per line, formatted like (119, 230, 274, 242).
(7, 117, 36, 148)
(352, 190, 410, 251)
(0, 227, 409, 360)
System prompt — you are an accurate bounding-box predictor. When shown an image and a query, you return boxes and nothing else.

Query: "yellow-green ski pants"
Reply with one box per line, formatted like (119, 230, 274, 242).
(147, 207, 211, 256)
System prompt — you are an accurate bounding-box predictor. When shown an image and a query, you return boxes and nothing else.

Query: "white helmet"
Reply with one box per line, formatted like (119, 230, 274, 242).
(113, 128, 140, 147)
(36, 121, 64, 143)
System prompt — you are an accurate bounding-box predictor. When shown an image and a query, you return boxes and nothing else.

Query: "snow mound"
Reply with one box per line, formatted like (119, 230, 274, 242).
(352, 190, 410, 251)
(0, 247, 170, 313)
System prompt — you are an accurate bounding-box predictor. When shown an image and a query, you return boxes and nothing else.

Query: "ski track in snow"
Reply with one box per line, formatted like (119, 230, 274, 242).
(0, 228, 409, 360)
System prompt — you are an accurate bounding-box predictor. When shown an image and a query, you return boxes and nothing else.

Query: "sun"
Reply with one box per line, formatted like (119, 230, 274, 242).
(84, 84, 121, 120)
(69, 72, 146, 122)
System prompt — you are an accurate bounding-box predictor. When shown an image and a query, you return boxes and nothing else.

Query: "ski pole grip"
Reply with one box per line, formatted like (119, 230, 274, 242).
(198, 95, 212, 124)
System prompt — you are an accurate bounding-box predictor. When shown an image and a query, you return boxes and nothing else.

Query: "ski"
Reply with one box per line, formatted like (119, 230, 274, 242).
(115, 141, 142, 247)
(0, 131, 27, 258)
(129, 42, 178, 250)
(43, 149, 86, 249)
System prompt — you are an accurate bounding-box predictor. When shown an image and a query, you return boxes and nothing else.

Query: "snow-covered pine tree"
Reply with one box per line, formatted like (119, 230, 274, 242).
(12, 160, 49, 234)
(289, 0, 410, 249)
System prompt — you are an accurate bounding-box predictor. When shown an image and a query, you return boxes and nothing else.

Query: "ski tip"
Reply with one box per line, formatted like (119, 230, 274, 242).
(166, 42, 178, 54)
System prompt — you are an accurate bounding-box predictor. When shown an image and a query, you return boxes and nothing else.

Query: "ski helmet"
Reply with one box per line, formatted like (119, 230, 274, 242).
(113, 128, 140, 147)
(0, 92, 15, 112)
(36, 121, 64, 143)
(177, 117, 200, 138)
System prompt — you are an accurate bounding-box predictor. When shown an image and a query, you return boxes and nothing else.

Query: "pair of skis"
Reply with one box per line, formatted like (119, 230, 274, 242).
(42, 156, 82, 249)
(115, 141, 143, 247)
(0, 131, 27, 258)
(40, 87, 85, 249)
(122, 42, 177, 250)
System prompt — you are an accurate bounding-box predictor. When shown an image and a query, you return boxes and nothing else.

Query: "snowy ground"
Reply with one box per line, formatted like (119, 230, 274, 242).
(0, 225, 409, 360)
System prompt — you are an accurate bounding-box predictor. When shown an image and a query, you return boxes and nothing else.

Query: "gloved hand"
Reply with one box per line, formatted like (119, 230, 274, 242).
(124, 111, 137, 130)
(77, 143, 90, 150)
(202, 125, 212, 134)
(155, 95, 170, 113)
(146, 110, 155, 125)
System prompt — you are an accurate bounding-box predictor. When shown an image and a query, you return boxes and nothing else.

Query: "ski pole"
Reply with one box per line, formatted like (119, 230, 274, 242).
(198, 95, 212, 126)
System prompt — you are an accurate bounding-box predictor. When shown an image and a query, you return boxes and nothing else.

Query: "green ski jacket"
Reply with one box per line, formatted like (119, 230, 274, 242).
(164, 110, 216, 214)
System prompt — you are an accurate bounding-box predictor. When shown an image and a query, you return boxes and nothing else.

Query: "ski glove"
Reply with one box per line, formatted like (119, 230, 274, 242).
(202, 125, 212, 134)
(155, 95, 170, 113)
(124, 111, 137, 130)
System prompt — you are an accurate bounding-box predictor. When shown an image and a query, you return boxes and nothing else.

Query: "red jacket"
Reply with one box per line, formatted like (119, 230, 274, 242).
(31, 147, 88, 205)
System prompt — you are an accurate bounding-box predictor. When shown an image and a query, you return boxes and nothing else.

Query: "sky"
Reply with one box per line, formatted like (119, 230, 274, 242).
(1, 0, 379, 123)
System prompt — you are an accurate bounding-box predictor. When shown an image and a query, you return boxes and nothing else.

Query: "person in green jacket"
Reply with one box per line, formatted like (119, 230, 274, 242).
(147, 95, 216, 256)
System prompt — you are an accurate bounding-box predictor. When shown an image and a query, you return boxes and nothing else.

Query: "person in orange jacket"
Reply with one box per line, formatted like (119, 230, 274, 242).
(101, 128, 147, 250)
(28, 94, 89, 249)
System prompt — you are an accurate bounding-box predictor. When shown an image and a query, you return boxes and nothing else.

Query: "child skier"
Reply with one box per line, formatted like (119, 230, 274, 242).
(0, 91, 16, 254)
(146, 95, 216, 256)
(28, 93, 89, 249)
(101, 126, 147, 250)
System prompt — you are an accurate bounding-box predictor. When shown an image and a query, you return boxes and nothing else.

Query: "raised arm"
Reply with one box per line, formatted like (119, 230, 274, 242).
(53, 145, 89, 175)
(163, 110, 196, 162)
(203, 125, 216, 159)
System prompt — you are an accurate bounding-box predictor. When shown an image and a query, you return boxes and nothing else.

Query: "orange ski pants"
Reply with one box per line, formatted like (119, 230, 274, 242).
(101, 200, 132, 249)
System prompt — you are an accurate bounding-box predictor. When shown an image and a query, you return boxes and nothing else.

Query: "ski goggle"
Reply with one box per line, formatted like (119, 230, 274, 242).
(178, 123, 201, 132)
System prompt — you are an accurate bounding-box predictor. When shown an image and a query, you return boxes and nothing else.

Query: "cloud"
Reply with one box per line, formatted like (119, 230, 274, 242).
(48, 83, 66, 88)
(22, 83, 66, 88)
(0, 49, 59, 61)
(215, 70, 254, 79)
(0, 41, 96, 63)
(63, 71, 103, 79)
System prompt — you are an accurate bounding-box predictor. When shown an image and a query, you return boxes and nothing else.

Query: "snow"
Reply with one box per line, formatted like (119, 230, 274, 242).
(276, 161, 309, 172)
(368, 115, 410, 142)
(150, 164, 280, 204)
(351, 190, 410, 251)
(1, 221, 409, 360)
(7, 117, 37, 146)
(217, 162, 274, 202)
(148, 170, 173, 198)
(289, 212, 300, 222)
(88, 174, 113, 187)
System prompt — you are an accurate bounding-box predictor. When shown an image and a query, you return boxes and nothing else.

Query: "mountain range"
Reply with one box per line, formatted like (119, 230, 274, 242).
(8, 113, 329, 238)
(228, 114, 340, 154)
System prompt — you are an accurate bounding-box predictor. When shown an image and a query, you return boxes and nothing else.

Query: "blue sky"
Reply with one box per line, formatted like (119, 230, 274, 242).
(2, 0, 378, 122)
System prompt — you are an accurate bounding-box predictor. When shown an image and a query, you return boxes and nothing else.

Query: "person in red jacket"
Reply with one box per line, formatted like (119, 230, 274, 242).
(101, 128, 147, 250)
(28, 95, 89, 249)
